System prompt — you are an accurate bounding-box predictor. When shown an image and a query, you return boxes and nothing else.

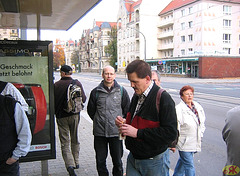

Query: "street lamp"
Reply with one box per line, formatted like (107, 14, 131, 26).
(98, 41, 102, 75)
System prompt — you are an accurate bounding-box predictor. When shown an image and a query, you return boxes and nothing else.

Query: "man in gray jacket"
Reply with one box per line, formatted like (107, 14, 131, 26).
(87, 66, 130, 176)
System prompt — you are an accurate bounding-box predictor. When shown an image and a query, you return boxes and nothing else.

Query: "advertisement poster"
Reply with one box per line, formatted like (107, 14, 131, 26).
(0, 40, 56, 162)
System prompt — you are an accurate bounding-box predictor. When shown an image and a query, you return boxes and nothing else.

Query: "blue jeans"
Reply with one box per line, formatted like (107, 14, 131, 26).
(173, 151, 195, 176)
(126, 149, 170, 176)
(94, 136, 123, 176)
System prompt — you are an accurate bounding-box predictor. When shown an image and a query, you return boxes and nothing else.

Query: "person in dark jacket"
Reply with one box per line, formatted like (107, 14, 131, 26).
(54, 65, 87, 176)
(116, 60, 177, 176)
(222, 106, 240, 176)
(0, 94, 32, 176)
(87, 66, 130, 176)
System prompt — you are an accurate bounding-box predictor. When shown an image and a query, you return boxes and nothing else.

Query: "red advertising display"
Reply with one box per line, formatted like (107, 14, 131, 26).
(0, 40, 56, 162)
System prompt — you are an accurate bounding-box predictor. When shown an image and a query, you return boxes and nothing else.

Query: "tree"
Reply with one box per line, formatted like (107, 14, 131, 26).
(71, 49, 80, 67)
(104, 26, 117, 70)
(53, 45, 65, 70)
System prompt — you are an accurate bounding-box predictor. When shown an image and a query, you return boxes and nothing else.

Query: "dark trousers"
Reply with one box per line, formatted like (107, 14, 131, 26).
(94, 136, 123, 176)
(0, 160, 19, 176)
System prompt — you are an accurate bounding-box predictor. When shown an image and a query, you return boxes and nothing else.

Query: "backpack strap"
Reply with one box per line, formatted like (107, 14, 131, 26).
(156, 88, 165, 114)
(120, 85, 123, 97)
(72, 79, 77, 85)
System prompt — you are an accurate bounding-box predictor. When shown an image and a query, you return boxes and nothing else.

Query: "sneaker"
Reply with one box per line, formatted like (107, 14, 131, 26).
(67, 166, 77, 176)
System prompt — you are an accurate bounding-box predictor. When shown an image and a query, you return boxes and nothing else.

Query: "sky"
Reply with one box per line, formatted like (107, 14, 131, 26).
(27, 0, 119, 42)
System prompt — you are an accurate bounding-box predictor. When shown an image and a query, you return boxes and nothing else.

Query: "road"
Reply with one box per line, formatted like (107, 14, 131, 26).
(54, 72, 240, 176)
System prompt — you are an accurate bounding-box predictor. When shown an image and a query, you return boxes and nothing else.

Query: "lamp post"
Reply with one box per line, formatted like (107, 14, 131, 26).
(98, 42, 102, 75)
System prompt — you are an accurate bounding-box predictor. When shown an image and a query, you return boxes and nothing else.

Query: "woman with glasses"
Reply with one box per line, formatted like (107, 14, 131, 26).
(173, 85, 206, 176)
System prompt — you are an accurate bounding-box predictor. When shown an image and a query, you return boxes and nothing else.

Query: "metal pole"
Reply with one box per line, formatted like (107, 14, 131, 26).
(78, 53, 80, 73)
(99, 47, 101, 75)
(37, 13, 40, 40)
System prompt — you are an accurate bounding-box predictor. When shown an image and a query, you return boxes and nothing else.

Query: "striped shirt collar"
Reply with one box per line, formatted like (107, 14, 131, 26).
(141, 81, 154, 98)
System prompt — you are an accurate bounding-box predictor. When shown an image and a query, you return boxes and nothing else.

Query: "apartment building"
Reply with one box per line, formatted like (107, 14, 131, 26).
(155, 0, 240, 77)
(64, 39, 79, 67)
(117, 0, 171, 72)
(79, 21, 117, 73)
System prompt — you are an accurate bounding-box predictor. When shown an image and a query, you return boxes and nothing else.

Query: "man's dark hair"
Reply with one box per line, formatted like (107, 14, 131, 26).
(125, 60, 151, 79)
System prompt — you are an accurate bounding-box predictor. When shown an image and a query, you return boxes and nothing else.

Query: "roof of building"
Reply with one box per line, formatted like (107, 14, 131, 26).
(159, 0, 240, 15)
(124, 0, 142, 13)
(159, 0, 197, 15)
(123, 0, 142, 22)
(95, 21, 117, 29)
(93, 25, 100, 31)
(101, 22, 111, 29)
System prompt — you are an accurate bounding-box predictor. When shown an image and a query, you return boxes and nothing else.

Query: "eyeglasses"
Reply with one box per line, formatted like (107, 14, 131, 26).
(104, 73, 114, 76)
(183, 93, 193, 96)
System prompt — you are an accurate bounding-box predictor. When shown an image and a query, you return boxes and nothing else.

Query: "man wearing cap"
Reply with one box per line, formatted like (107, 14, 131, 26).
(54, 65, 87, 176)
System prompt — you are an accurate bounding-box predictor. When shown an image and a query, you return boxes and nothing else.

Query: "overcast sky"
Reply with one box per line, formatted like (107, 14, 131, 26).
(27, 0, 119, 42)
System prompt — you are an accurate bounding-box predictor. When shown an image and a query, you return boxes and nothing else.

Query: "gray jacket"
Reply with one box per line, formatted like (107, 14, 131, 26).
(87, 80, 130, 137)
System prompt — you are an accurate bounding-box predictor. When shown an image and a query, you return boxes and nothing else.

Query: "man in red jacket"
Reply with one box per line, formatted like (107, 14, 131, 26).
(116, 60, 177, 176)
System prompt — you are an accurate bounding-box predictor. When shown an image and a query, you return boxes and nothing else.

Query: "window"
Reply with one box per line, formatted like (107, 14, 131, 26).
(181, 36, 185, 42)
(181, 9, 185, 16)
(223, 19, 231, 28)
(188, 21, 193, 28)
(223, 48, 231, 54)
(181, 49, 185, 55)
(188, 35, 193, 41)
(223, 5, 231, 15)
(223, 34, 231, 43)
(188, 48, 193, 55)
(189, 7, 193, 14)
(181, 22, 185, 30)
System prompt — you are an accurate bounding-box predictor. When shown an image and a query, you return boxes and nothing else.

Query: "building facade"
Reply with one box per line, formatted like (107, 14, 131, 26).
(79, 21, 117, 73)
(153, 0, 240, 77)
(64, 39, 79, 68)
(117, 0, 171, 72)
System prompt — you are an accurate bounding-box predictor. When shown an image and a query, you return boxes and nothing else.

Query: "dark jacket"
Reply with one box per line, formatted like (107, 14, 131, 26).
(54, 77, 87, 118)
(87, 80, 130, 137)
(125, 83, 177, 159)
(0, 95, 18, 161)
